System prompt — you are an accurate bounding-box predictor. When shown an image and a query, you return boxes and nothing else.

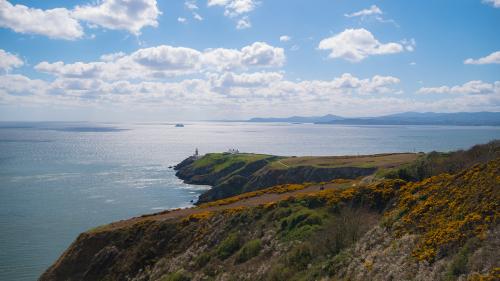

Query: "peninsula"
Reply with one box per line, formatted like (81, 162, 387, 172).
(40, 141, 500, 281)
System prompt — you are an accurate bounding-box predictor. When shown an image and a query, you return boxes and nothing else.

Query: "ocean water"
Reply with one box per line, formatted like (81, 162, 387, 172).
(0, 121, 499, 281)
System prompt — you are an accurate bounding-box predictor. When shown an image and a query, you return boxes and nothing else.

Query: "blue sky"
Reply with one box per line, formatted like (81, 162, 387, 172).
(0, 0, 499, 121)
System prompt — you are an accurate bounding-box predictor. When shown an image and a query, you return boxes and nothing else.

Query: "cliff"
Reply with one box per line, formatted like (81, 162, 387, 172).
(40, 157, 500, 281)
(175, 152, 418, 203)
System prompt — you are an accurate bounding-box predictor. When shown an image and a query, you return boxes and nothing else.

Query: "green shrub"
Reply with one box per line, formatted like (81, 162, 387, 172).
(444, 238, 480, 280)
(271, 207, 292, 221)
(160, 270, 190, 281)
(325, 250, 352, 275)
(266, 264, 294, 281)
(216, 233, 241, 260)
(288, 224, 322, 241)
(285, 242, 313, 270)
(235, 239, 262, 263)
(446, 251, 468, 280)
(229, 211, 250, 225)
(194, 252, 211, 269)
(302, 196, 326, 209)
(277, 200, 289, 208)
(280, 209, 323, 241)
(286, 210, 322, 230)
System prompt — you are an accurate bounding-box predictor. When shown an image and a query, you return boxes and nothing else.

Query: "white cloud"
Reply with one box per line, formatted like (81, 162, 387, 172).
(236, 16, 251, 29)
(0, 0, 83, 40)
(279, 35, 291, 42)
(178, 17, 187, 23)
(210, 71, 283, 88)
(344, 5, 382, 18)
(464, 51, 500, 65)
(401, 38, 416, 52)
(185, 0, 199, 10)
(207, 0, 257, 29)
(0, 74, 47, 96)
(318, 28, 404, 62)
(483, 0, 500, 8)
(131, 45, 202, 71)
(193, 12, 204, 21)
(239, 42, 285, 67)
(35, 61, 106, 79)
(0, 49, 23, 72)
(72, 0, 161, 35)
(185, 1, 203, 21)
(100, 52, 126, 62)
(35, 42, 285, 80)
(208, 0, 257, 17)
(344, 5, 398, 27)
(0, 0, 161, 39)
(417, 80, 499, 95)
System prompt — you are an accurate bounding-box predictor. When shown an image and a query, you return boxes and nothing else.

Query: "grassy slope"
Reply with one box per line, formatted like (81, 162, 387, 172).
(194, 152, 419, 171)
(269, 153, 420, 169)
(379, 140, 499, 181)
(192, 153, 275, 172)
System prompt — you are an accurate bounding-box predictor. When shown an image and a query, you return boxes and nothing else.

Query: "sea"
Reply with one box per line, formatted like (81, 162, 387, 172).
(1, 121, 499, 281)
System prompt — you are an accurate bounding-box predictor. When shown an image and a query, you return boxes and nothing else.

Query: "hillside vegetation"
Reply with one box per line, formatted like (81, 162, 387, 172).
(381, 140, 499, 181)
(40, 142, 500, 281)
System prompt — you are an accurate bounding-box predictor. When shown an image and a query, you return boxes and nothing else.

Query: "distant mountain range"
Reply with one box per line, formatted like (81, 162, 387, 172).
(247, 114, 344, 123)
(247, 112, 500, 126)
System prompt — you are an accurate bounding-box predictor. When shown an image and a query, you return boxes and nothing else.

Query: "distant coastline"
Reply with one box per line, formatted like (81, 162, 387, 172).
(228, 111, 500, 126)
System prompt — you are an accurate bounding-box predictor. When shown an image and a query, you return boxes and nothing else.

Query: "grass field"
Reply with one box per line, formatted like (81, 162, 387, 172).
(268, 153, 421, 170)
(192, 153, 276, 172)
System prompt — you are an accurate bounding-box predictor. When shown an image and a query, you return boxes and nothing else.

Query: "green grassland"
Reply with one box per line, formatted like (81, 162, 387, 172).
(269, 153, 420, 169)
(192, 152, 278, 172)
(193, 152, 419, 172)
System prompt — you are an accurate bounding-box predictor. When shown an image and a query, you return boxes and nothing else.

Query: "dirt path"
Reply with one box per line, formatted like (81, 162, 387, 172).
(99, 181, 353, 232)
(275, 160, 290, 168)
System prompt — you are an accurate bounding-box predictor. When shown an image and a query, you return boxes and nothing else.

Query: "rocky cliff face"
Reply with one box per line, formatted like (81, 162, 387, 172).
(40, 158, 500, 281)
(175, 153, 376, 203)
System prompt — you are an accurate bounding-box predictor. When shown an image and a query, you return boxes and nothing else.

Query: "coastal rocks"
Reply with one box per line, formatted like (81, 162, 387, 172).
(173, 156, 197, 171)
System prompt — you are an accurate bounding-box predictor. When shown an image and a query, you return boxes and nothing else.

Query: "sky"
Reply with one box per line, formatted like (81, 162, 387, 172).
(0, 0, 499, 121)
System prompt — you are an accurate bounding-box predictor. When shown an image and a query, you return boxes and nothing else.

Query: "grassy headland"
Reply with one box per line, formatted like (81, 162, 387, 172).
(40, 141, 499, 281)
(175, 151, 419, 203)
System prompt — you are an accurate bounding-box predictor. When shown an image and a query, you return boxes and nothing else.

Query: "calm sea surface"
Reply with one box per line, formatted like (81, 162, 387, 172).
(1, 121, 499, 280)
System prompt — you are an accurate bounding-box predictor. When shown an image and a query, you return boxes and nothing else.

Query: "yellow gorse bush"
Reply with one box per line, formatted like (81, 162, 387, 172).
(198, 179, 352, 208)
(386, 158, 500, 261)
